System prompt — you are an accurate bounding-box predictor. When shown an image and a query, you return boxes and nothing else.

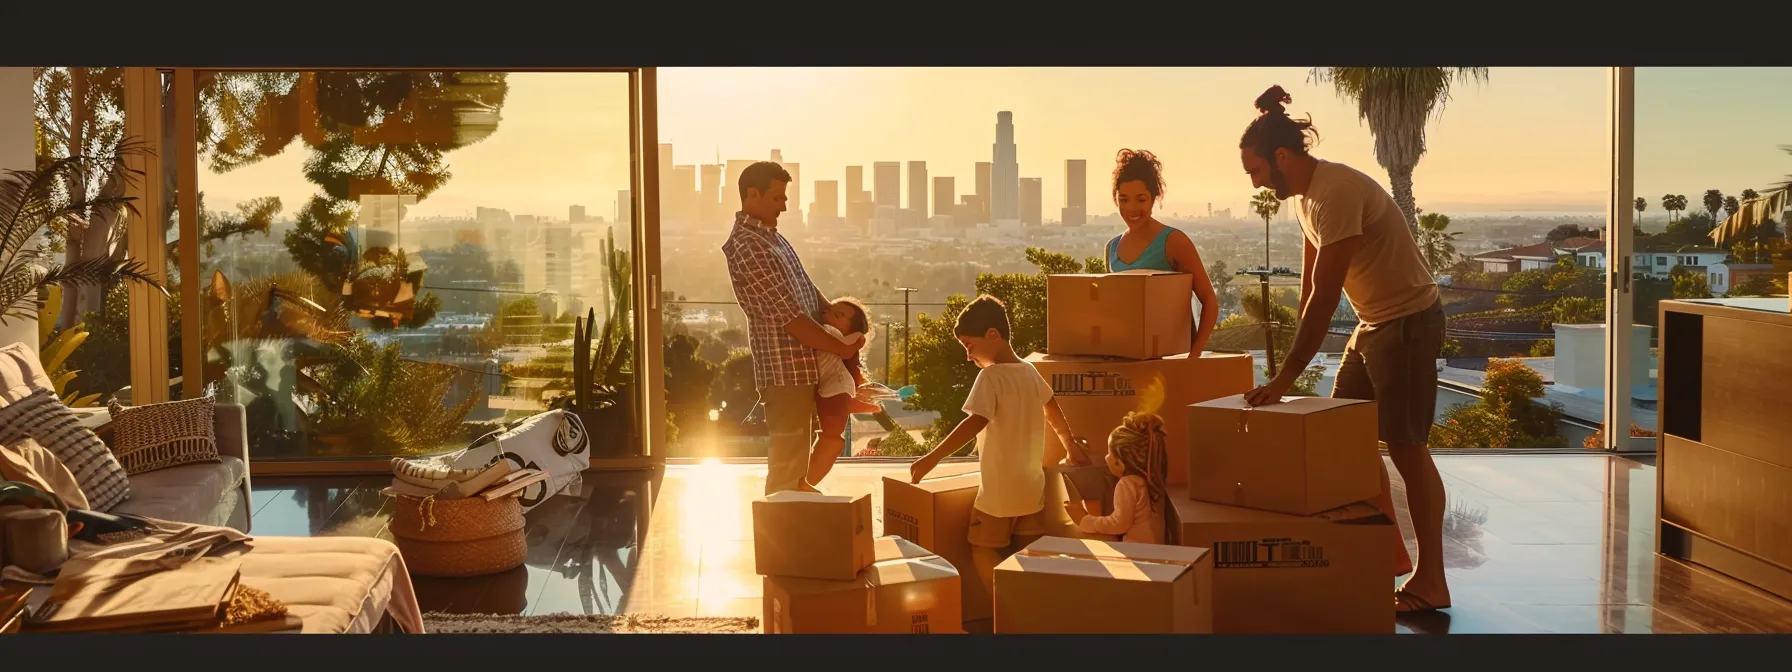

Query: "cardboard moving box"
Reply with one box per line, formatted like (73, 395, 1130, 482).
(763, 536, 964, 634)
(1030, 351, 1254, 485)
(1046, 270, 1193, 360)
(1186, 394, 1382, 516)
(1168, 486, 1395, 634)
(993, 536, 1213, 634)
(881, 473, 991, 623)
(752, 490, 875, 581)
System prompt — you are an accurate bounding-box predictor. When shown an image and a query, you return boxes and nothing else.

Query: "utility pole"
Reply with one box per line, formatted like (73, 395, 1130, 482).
(896, 287, 918, 386)
(881, 320, 900, 382)
(1237, 227, 1301, 378)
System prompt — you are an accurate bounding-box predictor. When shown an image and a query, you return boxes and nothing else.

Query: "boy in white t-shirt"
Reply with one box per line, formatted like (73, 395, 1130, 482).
(909, 295, 1079, 596)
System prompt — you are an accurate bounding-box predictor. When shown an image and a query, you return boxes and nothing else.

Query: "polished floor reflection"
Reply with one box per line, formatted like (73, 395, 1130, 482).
(250, 454, 1792, 633)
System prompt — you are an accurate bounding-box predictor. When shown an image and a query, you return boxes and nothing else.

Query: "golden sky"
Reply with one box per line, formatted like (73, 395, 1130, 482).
(196, 68, 1792, 224)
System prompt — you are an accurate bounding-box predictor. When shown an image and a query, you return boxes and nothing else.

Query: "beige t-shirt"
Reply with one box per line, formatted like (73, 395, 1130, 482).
(961, 362, 1052, 518)
(1296, 161, 1439, 325)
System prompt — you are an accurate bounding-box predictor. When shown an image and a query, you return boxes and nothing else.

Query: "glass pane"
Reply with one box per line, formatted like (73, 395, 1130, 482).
(193, 70, 639, 461)
(658, 67, 1612, 456)
(29, 67, 134, 409)
(1631, 67, 1791, 442)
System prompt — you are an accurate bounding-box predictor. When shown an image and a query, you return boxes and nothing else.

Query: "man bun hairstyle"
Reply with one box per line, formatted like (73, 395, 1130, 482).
(1239, 85, 1320, 161)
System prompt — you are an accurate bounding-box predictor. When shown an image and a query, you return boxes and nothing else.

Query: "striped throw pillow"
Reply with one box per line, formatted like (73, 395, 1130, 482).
(106, 397, 219, 475)
(0, 389, 130, 511)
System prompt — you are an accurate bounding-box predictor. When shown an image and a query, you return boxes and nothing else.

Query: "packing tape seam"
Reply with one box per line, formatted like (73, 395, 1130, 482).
(1017, 549, 1197, 568)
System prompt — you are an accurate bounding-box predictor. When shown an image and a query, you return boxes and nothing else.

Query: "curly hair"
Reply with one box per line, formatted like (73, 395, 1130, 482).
(1107, 412, 1169, 512)
(1112, 149, 1166, 202)
(1239, 85, 1321, 160)
(828, 296, 872, 338)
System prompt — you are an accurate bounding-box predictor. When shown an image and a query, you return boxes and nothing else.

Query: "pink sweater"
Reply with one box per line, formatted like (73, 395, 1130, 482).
(1076, 474, 1163, 544)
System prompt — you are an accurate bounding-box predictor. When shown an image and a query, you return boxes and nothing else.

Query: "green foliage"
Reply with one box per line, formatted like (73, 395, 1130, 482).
(1439, 338, 1463, 359)
(874, 430, 931, 458)
(709, 350, 758, 426)
(1550, 296, 1604, 325)
(1431, 358, 1565, 448)
(1672, 271, 1712, 299)
(305, 336, 479, 455)
(1290, 365, 1324, 396)
(1529, 339, 1555, 357)
(1726, 273, 1786, 298)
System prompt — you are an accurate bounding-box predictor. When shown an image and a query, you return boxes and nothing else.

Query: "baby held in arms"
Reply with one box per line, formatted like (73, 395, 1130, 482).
(802, 298, 886, 491)
(1068, 412, 1170, 544)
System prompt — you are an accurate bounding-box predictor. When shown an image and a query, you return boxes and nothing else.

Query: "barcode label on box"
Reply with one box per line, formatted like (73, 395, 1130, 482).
(911, 614, 930, 634)
(1213, 538, 1330, 569)
(887, 510, 920, 543)
(1052, 371, 1135, 397)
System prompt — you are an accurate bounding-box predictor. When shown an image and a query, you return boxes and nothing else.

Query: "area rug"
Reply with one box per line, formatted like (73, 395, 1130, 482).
(421, 612, 760, 634)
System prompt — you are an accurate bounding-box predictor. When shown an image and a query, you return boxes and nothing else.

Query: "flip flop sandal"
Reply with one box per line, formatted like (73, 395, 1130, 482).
(1394, 589, 1450, 613)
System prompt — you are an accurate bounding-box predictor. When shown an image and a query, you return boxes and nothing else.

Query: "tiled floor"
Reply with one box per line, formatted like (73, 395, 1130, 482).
(250, 454, 1792, 634)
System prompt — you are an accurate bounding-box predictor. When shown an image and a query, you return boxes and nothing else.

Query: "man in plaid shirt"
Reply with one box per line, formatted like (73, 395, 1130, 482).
(722, 162, 865, 495)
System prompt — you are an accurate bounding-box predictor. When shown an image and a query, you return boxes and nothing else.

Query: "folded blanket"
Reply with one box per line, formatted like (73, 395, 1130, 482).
(2, 514, 251, 585)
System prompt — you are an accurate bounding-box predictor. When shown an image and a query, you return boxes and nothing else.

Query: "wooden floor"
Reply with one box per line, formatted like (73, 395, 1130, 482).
(250, 454, 1792, 634)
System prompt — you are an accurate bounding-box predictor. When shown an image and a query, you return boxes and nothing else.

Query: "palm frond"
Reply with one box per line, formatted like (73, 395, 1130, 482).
(0, 256, 166, 324)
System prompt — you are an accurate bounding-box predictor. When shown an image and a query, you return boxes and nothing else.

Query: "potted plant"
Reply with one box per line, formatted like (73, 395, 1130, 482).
(553, 229, 636, 458)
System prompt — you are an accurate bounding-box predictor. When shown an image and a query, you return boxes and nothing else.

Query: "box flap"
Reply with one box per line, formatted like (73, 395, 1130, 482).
(1026, 352, 1196, 364)
(1020, 536, 1209, 567)
(872, 535, 935, 562)
(1191, 394, 1372, 415)
(1169, 488, 1389, 526)
(866, 554, 960, 586)
(759, 490, 859, 505)
(1050, 270, 1185, 278)
(881, 472, 979, 494)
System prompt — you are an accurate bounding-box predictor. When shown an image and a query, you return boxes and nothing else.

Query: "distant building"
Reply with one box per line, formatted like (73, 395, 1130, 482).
(812, 180, 839, 222)
(908, 161, 928, 216)
(1065, 159, 1087, 227)
(975, 162, 992, 224)
(991, 112, 1019, 223)
(1020, 177, 1042, 226)
(933, 176, 955, 217)
(873, 161, 901, 211)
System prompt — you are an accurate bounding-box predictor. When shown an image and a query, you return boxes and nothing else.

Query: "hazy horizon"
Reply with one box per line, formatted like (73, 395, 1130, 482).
(195, 67, 1792, 226)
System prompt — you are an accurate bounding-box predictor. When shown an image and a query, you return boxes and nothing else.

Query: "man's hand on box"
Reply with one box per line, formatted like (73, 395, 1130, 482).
(1244, 373, 1296, 407)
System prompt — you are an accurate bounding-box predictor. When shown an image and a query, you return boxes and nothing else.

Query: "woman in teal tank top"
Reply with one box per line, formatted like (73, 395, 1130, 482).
(1105, 150, 1219, 354)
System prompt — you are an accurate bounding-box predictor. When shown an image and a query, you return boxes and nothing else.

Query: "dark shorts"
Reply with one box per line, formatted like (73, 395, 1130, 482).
(1331, 300, 1445, 447)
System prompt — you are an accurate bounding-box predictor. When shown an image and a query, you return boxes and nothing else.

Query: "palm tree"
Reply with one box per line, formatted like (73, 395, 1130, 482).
(1703, 190, 1725, 224)
(1663, 194, 1687, 223)
(1724, 195, 1741, 219)
(1741, 188, 1760, 202)
(1309, 67, 1490, 235)
(0, 146, 167, 324)
(1250, 189, 1281, 270)
(1634, 197, 1648, 230)
(1416, 211, 1460, 277)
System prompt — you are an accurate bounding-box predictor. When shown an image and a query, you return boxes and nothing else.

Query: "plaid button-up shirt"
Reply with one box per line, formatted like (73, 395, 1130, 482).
(721, 211, 828, 391)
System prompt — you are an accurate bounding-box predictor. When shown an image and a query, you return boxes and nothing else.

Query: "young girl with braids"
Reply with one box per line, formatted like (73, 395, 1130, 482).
(1069, 412, 1169, 544)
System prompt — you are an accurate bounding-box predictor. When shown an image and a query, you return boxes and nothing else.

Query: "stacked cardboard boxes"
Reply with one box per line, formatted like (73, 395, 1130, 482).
(1037, 270, 1254, 510)
(1177, 393, 1398, 633)
(881, 473, 990, 623)
(753, 491, 964, 634)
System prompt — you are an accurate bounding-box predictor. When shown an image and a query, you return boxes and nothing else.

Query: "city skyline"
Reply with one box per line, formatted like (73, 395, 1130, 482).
(192, 68, 1792, 225)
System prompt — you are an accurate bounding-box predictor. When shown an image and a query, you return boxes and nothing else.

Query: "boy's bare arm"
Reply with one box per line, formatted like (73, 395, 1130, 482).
(1043, 398, 1081, 465)
(910, 414, 990, 483)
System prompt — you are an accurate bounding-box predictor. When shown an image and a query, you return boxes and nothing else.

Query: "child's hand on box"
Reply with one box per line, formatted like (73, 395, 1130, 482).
(909, 455, 938, 484)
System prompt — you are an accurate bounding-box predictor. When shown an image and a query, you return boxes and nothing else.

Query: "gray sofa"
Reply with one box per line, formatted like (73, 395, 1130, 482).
(88, 403, 253, 532)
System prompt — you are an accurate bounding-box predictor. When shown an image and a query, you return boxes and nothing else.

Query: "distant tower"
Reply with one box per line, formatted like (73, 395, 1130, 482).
(991, 112, 1019, 223)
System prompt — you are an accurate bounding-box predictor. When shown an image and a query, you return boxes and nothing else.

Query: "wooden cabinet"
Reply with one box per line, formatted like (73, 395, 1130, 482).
(1658, 298, 1792, 601)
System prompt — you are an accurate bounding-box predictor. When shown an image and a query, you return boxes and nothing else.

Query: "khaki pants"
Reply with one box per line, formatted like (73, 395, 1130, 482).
(761, 384, 818, 495)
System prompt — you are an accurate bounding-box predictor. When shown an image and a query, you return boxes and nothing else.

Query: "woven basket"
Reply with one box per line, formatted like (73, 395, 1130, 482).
(392, 493, 525, 543)
(394, 528, 528, 578)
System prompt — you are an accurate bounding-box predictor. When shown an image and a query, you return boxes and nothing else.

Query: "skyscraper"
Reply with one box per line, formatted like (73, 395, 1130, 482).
(725, 159, 754, 215)
(670, 165, 696, 223)
(658, 144, 674, 206)
(991, 111, 1019, 224)
(908, 161, 928, 215)
(873, 161, 901, 210)
(845, 165, 863, 200)
(699, 164, 721, 224)
(1064, 159, 1088, 227)
(1020, 177, 1042, 226)
(615, 190, 631, 225)
(933, 176, 954, 217)
(771, 149, 800, 222)
(975, 162, 992, 224)
(813, 179, 839, 221)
